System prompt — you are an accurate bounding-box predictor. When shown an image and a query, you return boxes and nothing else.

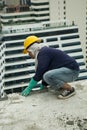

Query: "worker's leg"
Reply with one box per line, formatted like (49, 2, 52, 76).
(43, 67, 79, 99)
(43, 67, 79, 90)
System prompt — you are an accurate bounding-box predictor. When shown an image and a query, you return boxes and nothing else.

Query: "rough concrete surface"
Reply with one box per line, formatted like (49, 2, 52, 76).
(0, 80, 87, 130)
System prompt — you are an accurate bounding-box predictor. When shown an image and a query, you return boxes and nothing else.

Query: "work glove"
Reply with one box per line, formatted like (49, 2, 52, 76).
(39, 84, 48, 92)
(39, 79, 48, 90)
(40, 84, 44, 90)
(21, 78, 37, 96)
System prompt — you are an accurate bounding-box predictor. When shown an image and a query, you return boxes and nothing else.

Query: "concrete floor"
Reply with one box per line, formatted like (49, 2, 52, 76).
(0, 80, 87, 130)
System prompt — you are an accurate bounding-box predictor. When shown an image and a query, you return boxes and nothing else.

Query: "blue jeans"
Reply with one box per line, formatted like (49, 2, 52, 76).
(43, 67, 79, 90)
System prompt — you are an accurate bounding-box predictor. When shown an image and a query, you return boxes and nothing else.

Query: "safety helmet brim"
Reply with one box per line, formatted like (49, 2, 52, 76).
(23, 35, 41, 54)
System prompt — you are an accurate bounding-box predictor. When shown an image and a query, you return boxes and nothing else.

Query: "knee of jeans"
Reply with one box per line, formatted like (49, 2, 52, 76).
(43, 72, 53, 83)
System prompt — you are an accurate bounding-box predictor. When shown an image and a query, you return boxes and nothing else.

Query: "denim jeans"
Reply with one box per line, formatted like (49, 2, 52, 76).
(43, 67, 79, 90)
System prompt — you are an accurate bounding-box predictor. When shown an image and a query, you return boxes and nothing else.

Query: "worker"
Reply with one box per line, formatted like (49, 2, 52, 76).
(21, 35, 80, 99)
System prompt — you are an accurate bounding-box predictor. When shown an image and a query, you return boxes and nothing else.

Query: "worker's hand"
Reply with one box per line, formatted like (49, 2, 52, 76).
(39, 84, 48, 92)
(21, 78, 37, 96)
(40, 84, 44, 90)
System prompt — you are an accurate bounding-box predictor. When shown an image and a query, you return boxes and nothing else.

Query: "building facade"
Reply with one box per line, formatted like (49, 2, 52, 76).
(1, 0, 50, 24)
(49, 0, 87, 68)
(0, 35, 5, 97)
(1, 21, 87, 94)
(49, 0, 66, 21)
(86, 0, 87, 68)
(0, 0, 87, 95)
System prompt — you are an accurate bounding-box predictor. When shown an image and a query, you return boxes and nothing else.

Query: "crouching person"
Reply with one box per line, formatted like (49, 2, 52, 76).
(21, 35, 79, 99)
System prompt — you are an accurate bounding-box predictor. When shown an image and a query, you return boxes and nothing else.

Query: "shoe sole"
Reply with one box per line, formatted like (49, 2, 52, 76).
(57, 91, 76, 99)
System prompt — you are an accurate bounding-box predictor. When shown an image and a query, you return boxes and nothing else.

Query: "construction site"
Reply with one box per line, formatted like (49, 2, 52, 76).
(0, 0, 87, 130)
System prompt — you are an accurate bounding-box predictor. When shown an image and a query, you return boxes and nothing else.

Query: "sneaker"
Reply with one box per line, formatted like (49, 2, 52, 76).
(57, 87, 76, 99)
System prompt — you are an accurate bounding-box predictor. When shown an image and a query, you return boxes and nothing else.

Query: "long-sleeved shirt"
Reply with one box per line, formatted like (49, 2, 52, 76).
(33, 46, 79, 81)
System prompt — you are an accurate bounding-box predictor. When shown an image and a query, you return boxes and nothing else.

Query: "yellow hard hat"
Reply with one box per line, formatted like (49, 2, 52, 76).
(23, 35, 41, 54)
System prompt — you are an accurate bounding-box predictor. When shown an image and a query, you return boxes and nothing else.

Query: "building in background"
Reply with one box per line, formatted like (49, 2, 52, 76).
(49, 0, 87, 68)
(0, 35, 5, 98)
(1, 21, 87, 94)
(2, 0, 20, 5)
(49, 0, 66, 21)
(3, 0, 87, 66)
(66, 0, 87, 68)
(1, 0, 50, 23)
(86, 0, 87, 68)
(0, 0, 87, 95)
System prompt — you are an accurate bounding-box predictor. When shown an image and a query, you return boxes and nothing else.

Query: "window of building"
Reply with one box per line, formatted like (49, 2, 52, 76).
(61, 35, 79, 40)
(5, 49, 22, 55)
(64, 6, 66, 10)
(64, 1, 66, 4)
(6, 42, 23, 48)
(64, 11, 66, 15)
(46, 37, 58, 42)
(62, 41, 81, 47)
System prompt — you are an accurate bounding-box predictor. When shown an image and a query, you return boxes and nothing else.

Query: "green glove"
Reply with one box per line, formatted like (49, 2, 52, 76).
(21, 78, 37, 96)
(39, 84, 48, 92)
(40, 84, 44, 90)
